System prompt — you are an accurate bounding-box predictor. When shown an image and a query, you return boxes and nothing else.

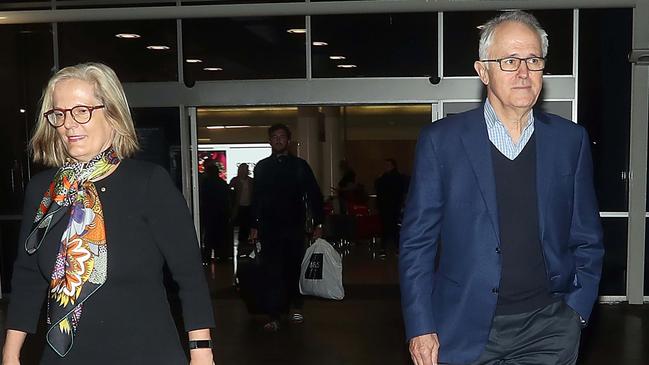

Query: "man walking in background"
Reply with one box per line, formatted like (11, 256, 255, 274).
(250, 123, 324, 332)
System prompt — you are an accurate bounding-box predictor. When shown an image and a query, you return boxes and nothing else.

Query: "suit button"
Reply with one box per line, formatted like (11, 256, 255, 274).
(492, 288, 499, 294)
(495, 247, 501, 254)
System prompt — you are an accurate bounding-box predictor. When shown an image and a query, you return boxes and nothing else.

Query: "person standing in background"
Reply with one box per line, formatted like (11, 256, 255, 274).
(230, 163, 253, 248)
(200, 161, 231, 264)
(374, 158, 407, 257)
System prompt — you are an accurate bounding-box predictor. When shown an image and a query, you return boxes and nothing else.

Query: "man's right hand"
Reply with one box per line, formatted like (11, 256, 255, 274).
(408, 333, 440, 365)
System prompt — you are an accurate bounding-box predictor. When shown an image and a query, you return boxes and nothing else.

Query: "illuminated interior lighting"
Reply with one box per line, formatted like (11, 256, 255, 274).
(198, 138, 211, 142)
(337, 64, 357, 68)
(203, 67, 223, 71)
(329, 55, 346, 60)
(115, 33, 141, 39)
(287, 28, 307, 34)
(312, 41, 328, 46)
(146, 45, 170, 50)
(185, 59, 203, 63)
(19, 109, 26, 113)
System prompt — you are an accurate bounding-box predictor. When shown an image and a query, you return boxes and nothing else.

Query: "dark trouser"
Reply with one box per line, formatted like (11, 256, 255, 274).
(260, 233, 306, 320)
(379, 207, 400, 251)
(235, 205, 251, 245)
(469, 301, 582, 365)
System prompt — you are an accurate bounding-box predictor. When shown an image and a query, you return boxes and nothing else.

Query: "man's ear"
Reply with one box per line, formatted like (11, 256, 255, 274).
(474, 61, 489, 86)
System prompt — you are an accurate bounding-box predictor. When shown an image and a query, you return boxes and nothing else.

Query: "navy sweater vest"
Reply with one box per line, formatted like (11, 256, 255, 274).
(491, 134, 557, 315)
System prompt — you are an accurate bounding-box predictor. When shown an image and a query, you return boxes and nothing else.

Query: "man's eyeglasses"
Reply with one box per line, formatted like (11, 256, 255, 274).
(480, 57, 546, 72)
(44, 105, 105, 127)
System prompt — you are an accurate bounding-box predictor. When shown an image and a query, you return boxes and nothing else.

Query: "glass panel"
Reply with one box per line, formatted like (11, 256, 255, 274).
(578, 9, 632, 212)
(343, 105, 431, 192)
(538, 101, 572, 121)
(646, 220, 649, 296)
(599, 217, 627, 296)
(58, 20, 178, 82)
(131, 107, 183, 190)
(443, 10, 573, 77)
(0, 23, 54, 214)
(183, 17, 306, 81)
(312, 13, 437, 78)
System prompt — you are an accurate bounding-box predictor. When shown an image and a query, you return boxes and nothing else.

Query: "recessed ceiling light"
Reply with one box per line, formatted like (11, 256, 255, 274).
(313, 41, 328, 46)
(115, 33, 141, 39)
(203, 67, 223, 71)
(329, 55, 346, 60)
(19, 109, 26, 113)
(287, 28, 307, 34)
(147, 45, 170, 50)
(186, 59, 203, 63)
(337, 64, 357, 68)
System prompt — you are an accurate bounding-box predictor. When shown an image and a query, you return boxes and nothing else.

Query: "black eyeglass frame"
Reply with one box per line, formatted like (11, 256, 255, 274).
(44, 105, 105, 127)
(479, 57, 546, 72)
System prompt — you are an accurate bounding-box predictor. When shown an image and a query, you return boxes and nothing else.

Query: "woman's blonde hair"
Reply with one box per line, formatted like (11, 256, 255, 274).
(31, 62, 139, 166)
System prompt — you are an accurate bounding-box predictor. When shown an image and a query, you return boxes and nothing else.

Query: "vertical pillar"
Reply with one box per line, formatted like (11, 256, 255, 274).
(323, 106, 343, 198)
(297, 106, 322, 187)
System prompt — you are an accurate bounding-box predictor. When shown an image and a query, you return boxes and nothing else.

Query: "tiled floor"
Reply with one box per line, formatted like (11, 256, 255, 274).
(1, 244, 647, 364)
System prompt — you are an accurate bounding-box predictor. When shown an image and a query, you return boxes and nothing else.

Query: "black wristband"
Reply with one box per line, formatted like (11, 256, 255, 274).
(189, 340, 213, 350)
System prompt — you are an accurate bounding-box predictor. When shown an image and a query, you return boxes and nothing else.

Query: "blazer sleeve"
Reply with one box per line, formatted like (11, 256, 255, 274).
(398, 126, 445, 341)
(565, 128, 605, 322)
(143, 165, 215, 331)
(6, 175, 52, 333)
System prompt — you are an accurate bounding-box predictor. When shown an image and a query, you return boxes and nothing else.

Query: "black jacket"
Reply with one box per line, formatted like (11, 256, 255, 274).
(251, 153, 324, 239)
(7, 159, 215, 364)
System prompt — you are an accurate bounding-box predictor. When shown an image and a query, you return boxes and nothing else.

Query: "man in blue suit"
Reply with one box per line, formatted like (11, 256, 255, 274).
(399, 11, 604, 365)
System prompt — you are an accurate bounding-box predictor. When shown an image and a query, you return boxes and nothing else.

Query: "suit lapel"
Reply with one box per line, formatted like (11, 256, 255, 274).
(460, 108, 500, 244)
(534, 111, 554, 243)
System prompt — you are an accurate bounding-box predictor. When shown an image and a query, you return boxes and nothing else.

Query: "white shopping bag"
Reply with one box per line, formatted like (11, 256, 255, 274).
(299, 238, 344, 300)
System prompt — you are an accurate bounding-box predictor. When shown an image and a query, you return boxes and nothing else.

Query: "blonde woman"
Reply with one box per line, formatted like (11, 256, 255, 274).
(1, 63, 215, 364)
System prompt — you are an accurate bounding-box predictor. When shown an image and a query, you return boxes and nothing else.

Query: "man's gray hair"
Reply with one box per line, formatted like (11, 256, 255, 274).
(478, 10, 549, 60)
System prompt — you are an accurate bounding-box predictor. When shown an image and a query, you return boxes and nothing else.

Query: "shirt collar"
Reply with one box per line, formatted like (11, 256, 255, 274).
(484, 98, 534, 130)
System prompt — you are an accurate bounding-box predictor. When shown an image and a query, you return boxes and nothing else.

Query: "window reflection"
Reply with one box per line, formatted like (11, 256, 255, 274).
(59, 20, 178, 82)
(577, 9, 632, 212)
(0, 23, 53, 212)
(443, 10, 573, 77)
(131, 108, 183, 190)
(312, 13, 437, 78)
(183, 17, 306, 81)
(600, 218, 627, 296)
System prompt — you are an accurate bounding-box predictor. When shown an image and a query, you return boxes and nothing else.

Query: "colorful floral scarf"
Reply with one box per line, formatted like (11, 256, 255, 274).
(25, 147, 119, 357)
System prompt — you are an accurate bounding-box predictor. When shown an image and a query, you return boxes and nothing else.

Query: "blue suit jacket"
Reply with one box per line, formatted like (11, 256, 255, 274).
(398, 106, 604, 365)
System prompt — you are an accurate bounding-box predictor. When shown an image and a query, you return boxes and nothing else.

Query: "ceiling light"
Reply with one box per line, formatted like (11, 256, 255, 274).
(329, 55, 346, 60)
(313, 41, 328, 46)
(186, 59, 203, 63)
(115, 33, 141, 39)
(287, 28, 307, 34)
(147, 45, 170, 50)
(337, 64, 357, 68)
(19, 109, 26, 113)
(203, 67, 223, 71)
